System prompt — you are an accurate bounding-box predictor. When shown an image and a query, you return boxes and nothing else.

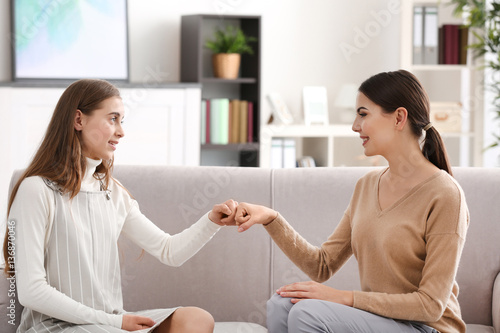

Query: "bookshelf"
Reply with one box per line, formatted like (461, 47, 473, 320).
(181, 14, 261, 167)
(260, 125, 385, 168)
(400, 0, 484, 167)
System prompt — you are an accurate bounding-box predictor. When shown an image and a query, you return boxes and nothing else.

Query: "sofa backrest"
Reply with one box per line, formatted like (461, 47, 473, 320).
(453, 168, 500, 326)
(1, 166, 499, 330)
(115, 166, 274, 325)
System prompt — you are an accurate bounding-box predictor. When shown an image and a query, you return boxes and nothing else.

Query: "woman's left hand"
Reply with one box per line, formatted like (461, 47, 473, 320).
(208, 199, 238, 226)
(277, 281, 354, 307)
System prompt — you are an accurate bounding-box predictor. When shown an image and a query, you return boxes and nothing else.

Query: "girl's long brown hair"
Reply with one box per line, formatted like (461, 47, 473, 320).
(358, 70, 452, 175)
(3, 79, 121, 275)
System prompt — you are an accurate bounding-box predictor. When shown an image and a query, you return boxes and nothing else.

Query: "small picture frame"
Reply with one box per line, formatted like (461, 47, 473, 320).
(303, 86, 329, 126)
(267, 92, 294, 125)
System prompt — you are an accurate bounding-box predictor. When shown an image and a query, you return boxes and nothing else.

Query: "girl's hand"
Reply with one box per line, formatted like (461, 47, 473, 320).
(122, 314, 155, 331)
(208, 199, 238, 226)
(277, 281, 354, 306)
(235, 202, 278, 232)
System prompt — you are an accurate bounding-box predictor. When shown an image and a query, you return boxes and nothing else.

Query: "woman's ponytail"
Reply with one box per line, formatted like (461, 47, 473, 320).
(422, 125, 452, 176)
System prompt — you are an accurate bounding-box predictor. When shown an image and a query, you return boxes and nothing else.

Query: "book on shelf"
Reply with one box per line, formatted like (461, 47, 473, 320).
(413, 6, 423, 65)
(413, 6, 438, 65)
(283, 139, 296, 168)
(438, 24, 468, 65)
(202, 100, 211, 144)
(201, 98, 256, 145)
(229, 99, 240, 143)
(443, 24, 459, 64)
(247, 102, 254, 143)
(270, 138, 296, 168)
(423, 6, 438, 64)
(239, 100, 248, 143)
(459, 26, 469, 65)
(271, 139, 283, 169)
(209, 98, 229, 144)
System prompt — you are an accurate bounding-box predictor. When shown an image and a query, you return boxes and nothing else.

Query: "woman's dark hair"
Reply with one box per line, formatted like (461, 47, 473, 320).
(358, 69, 452, 175)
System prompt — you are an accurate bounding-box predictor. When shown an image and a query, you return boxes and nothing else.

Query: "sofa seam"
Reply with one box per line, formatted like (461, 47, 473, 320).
(269, 168, 275, 298)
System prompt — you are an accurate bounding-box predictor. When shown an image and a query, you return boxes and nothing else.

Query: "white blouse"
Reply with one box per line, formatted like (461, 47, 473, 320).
(9, 158, 220, 330)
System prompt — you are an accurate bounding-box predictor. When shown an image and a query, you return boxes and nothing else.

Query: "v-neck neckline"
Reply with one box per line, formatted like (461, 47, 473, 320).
(376, 167, 443, 215)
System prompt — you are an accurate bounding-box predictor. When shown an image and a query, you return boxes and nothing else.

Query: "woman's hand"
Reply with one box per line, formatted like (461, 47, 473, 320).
(122, 314, 155, 331)
(277, 281, 354, 306)
(208, 199, 238, 226)
(235, 202, 278, 232)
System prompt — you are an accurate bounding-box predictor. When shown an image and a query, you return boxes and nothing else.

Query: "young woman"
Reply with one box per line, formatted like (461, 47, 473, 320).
(2, 79, 237, 333)
(235, 70, 469, 333)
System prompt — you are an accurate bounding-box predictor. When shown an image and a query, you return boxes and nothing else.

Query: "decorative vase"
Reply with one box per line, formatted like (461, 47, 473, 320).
(212, 53, 241, 79)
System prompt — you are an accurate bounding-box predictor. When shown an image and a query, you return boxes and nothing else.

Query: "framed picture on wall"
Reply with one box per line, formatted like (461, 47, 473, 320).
(10, 0, 129, 81)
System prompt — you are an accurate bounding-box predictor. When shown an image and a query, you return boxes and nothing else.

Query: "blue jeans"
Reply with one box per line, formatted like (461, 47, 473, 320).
(266, 293, 438, 333)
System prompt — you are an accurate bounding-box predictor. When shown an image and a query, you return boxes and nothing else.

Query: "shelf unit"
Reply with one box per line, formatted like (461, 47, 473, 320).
(181, 14, 261, 167)
(400, 0, 483, 167)
(260, 125, 386, 168)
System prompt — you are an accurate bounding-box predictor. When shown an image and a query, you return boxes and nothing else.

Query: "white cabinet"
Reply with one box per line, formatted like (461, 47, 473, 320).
(260, 125, 385, 168)
(400, 0, 484, 167)
(118, 87, 201, 166)
(0, 84, 201, 220)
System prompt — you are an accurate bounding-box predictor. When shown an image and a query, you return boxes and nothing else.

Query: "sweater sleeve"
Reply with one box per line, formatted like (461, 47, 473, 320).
(264, 211, 353, 282)
(352, 184, 469, 323)
(11, 177, 123, 328)
(121, 202, 221, 267)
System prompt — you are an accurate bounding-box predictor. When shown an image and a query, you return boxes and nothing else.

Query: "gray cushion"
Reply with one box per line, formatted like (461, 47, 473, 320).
(215, 322, 267, 332)
(466, 324, 496, 333)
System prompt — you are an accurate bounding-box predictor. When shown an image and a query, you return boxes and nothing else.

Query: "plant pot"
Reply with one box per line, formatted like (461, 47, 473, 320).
(212, 53, 241, 79)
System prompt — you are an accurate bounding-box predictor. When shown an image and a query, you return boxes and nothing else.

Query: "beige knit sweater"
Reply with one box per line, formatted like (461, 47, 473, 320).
(265, 168, 469, 333)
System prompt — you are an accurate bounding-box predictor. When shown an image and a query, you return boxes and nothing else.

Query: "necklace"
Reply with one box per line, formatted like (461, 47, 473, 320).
(98, 177, 111, 200)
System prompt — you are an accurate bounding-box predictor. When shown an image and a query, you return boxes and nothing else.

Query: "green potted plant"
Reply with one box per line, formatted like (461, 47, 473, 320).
(205, 25, 257, 79)
(451, 0, 500, 150)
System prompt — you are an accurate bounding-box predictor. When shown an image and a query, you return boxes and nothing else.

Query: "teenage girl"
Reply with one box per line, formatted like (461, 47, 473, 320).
(3, 79, 237, 333)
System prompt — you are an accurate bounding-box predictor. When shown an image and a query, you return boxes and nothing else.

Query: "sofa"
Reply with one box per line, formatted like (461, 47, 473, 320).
(1, 166, 499, 333)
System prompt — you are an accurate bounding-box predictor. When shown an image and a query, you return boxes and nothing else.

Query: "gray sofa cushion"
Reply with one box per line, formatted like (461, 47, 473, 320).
(466, 324, 496, 333)
(214, 322, 268, 332)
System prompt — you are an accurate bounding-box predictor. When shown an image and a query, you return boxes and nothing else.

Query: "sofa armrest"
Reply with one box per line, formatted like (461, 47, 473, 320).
(493, 272, 500, 333)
